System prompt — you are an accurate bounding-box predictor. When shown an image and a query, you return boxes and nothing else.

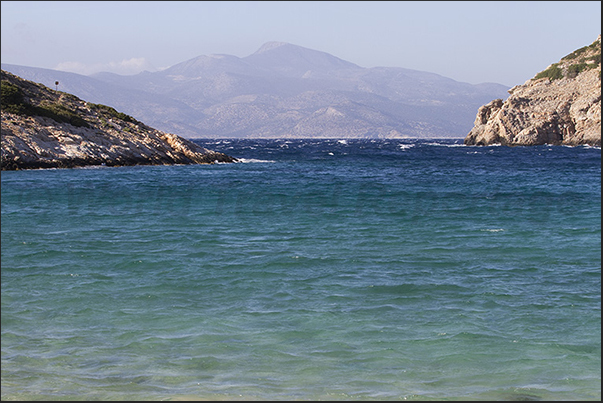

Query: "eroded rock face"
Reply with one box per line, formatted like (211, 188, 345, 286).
(1, 70, 236, 170)
(465, 36, 601, 147)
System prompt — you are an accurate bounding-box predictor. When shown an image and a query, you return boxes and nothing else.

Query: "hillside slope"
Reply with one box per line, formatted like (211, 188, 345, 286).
(1, 70, 235, 170)
(465, 35, 601, 147)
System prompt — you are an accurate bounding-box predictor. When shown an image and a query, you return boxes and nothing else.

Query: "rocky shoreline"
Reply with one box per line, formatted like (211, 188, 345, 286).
(1, 70, 236, 170)
(464, 35, 601, 147)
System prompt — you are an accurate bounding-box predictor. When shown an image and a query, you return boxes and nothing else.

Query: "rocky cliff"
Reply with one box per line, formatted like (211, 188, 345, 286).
(465, 36, 601, 147)
(1, 70, 236, 170)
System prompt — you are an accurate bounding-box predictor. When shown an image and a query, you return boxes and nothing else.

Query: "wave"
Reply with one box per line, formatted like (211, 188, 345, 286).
(424, 141, 467, 147)
(235, 158, 276, 163)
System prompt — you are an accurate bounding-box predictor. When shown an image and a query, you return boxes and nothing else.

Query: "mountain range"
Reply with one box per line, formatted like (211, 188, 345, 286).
(2, 42, 510, 139)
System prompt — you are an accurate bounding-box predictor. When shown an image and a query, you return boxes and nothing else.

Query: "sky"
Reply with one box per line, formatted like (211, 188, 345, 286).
(1, 1, 601, 87)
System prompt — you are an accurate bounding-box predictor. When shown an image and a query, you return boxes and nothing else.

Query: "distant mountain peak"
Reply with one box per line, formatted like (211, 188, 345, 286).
(245, 41, 361, 77)
(254, 41, 291, 54)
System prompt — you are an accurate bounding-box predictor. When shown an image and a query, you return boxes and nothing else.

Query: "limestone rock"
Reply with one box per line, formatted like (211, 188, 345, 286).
(465, 36, 601, 147)
(1, 70, 236, 170)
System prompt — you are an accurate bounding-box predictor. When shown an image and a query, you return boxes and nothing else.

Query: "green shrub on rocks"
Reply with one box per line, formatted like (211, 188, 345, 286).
(562, 40, 600, 61)
(36, 101, 90, 128)
(1, 80, 89, 127)
(534, 38, 600, 82)
(587, 53, 601, 67)
(88, 102, 138, 124)
(567, 62, 590, 78)
(534, 64, 564, 81)
(1, 81, 28, 114)
(562, 46, 590, 61)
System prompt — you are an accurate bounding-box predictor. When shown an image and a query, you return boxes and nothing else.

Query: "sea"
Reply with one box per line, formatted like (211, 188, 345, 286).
(1, 138, 600, 401)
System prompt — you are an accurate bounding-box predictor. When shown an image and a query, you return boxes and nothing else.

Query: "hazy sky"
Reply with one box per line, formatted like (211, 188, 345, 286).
(1, 1, 601, 86)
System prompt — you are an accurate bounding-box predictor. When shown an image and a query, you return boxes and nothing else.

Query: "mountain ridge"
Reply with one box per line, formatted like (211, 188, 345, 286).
(2, 42, 510, 139)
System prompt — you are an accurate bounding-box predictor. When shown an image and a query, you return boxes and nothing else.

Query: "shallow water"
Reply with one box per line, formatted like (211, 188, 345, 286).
(1, 139, 600, 400)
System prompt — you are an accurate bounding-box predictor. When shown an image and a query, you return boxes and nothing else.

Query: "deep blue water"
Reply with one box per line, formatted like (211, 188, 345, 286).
(1, 139, 600, 401)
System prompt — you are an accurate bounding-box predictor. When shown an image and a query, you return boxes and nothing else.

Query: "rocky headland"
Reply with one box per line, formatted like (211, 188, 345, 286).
(1, 70, 236, 170)
(465, 35, 601, 147)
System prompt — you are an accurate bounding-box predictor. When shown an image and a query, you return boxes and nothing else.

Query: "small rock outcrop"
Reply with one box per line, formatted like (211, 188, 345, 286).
(1, 70, 236, 170)
(465, 35, 601, 147)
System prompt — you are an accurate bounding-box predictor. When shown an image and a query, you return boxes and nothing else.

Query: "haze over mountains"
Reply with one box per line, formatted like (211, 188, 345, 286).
(2, 42, 510, 139)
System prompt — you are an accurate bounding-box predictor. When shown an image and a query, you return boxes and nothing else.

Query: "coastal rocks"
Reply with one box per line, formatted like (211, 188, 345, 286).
(465, 35, 601, 147)
(1, 70, 236, 170)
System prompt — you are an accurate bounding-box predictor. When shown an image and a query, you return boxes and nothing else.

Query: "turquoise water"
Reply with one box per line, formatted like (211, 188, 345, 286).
(1, 139, 600, 401)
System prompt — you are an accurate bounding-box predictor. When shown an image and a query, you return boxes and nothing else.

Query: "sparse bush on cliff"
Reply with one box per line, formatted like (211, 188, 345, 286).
(2, 81, 24, 104)
(587, 53, 601, 66)
(534, 54, 600, 81)
(534, 63, 564, 81)
(562, 46, 589, 61)
(1, 80, 89, 127)
(566, 62, 590, 79)
(534, 37, 600, 82)
(2, 80, 133, 130)
(88, 102, 139, 124)
(562, 40, 601, 61)
(1, 81, 28, 114)
(36, 101, 90, 128)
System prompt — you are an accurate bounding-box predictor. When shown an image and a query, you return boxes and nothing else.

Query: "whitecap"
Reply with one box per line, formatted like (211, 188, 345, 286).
(424, 142, 466, 147)
(235, 158, 276, 163)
